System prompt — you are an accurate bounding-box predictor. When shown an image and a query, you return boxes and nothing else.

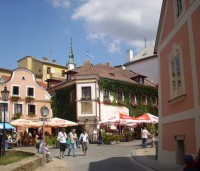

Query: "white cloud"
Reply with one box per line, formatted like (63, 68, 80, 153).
(71, 0, 162, 53)
(46, 0, 70, 8)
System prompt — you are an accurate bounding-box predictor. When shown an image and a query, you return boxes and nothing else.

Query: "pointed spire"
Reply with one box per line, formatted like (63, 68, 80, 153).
(67, 38, 75, 70)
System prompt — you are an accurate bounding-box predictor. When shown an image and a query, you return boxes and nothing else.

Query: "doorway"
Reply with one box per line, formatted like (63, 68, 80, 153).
(176, 138, 185, 164)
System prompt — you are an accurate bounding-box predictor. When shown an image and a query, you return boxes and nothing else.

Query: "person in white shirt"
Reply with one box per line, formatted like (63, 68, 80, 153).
(79, 129, 89, 156)
(57, 128, 67, 159)
(68, 129, 77, 157)
(141, 127, 150, 148)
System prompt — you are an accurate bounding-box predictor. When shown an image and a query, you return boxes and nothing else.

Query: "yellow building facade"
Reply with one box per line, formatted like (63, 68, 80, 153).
(17, 56, 67, 82)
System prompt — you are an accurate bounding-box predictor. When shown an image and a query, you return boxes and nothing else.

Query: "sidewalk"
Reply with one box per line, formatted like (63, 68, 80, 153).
(132, 144, 184, 171)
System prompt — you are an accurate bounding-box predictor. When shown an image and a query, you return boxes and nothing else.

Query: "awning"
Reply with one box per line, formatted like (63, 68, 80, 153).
(0, 123, 15, 129)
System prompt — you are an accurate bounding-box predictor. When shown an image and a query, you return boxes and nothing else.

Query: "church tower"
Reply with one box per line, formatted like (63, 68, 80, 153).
(67, 38, 75, 70)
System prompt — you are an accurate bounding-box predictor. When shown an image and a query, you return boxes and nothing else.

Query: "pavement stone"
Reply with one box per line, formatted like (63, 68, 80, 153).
(132, 144, 184, 171)
(11, 141, 185, 171)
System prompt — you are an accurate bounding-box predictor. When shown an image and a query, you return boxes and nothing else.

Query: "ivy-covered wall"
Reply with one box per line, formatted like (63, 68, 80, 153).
(51, 84, 82, 133)
(99, 78, 158, 117)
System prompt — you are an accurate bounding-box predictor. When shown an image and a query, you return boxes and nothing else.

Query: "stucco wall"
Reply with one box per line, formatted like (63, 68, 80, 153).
(125, 57, 158, 84)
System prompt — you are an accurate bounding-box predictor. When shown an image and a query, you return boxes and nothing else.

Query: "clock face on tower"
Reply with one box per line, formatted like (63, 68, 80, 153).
(40, 106, 49, 117)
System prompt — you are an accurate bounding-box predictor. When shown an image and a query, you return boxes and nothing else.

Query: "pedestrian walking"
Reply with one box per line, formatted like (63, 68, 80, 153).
(141, 127, 150, 148)
(57, 128, 67, 159)
(79, 129, 89, 156)
(68, 128, 77, 157)
(98, 129, 103, 145)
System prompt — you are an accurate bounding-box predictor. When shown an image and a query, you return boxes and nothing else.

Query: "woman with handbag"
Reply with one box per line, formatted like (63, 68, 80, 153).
(79, 129, 89, 156)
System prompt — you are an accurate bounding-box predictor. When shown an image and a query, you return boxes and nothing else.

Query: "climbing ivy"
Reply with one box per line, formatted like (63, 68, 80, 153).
(51, 85, 82, 133)
(99, 78, 158, 117)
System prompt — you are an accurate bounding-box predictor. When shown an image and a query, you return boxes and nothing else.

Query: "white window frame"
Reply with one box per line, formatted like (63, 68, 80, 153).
(169, 43, 185, 100)
(174, 0, 185, 22)
(13, 102, 23, 115)
(12, 85, 20, 96)
(27, 103, 36, 115)
(103, 89, 110, 100)
(26, 86, 35, 98)
(130, 93, 137, 105)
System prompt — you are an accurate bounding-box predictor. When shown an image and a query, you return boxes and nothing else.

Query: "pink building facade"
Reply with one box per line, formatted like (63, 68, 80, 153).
(155, 0, 200, 164)
(0, 68, 52, 124)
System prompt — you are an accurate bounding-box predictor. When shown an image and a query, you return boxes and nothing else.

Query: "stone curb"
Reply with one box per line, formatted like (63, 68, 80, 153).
(1, 150, 44, 171)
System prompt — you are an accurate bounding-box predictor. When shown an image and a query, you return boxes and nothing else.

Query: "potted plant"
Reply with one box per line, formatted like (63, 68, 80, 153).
(10, 95, 21, 102)
(12, 112, 22, 120)
(81, 96, 90, 101)
(28, 112, 35, 117)
(25, 96, 35, 102)
(124, 131, 132, 142)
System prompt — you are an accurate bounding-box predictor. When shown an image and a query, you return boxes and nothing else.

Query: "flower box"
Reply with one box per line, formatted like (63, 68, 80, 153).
(25, 96, 35, 102)
(131, 102, 138, 107)
(118, 101, 126, 106)
(103, 99, 111, 105)
(28, 112, 35, 117)
(10, 96, 21, 102)
(80, 96, 91, 101)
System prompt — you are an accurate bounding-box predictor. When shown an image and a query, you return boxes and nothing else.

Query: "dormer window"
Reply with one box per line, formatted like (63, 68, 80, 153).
(140, 77, 144, 84)
(131, 76, 145, 84)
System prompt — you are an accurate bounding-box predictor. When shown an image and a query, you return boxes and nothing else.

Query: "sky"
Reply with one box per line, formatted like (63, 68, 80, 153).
(0, 0, 162, 70)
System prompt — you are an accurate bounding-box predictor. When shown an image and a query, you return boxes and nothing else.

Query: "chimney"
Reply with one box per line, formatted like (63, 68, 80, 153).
(52, 59, 56, 64)
(42, 57, 48, 61)
(105, 62, 110, 67)
(127, 50, 134, 62)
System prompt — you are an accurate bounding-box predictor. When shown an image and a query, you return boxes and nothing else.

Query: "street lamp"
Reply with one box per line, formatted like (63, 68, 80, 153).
(1, 85, 10, 156)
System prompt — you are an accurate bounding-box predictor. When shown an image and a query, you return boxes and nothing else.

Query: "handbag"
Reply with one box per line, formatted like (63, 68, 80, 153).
(66, 139, 71, 146)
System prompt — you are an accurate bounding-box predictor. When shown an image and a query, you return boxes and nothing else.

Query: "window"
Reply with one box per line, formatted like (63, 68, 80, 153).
(67, 74, 71, 81)
(140, 77, 144, 84)
(141, 95, 147, 106)
(47, 67, 51, 74)
(103, 90, 109, 100)
(27, 87, 34, 97)
(82, 87, 91, 100)
(70, 91, 75, 102)
(0, 103, 8, 122)
(176, 0, 183, 17)
(169, 44, 185, 99)
(12, 86, 19, 96)
(130, 93, 137, 104)
(62, 70, 65, 77)
(28, 104, 35, 115)
(14, 103, 22, 114)
(117, 92, 123, 102)
(152, 97, 157, 106)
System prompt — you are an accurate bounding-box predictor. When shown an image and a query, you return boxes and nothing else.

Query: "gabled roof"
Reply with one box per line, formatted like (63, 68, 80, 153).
(127, 45, 156, 64)
(0, 75, 11, 83)
(37, 81, 47, 88)
(71, 60, 156, 87)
